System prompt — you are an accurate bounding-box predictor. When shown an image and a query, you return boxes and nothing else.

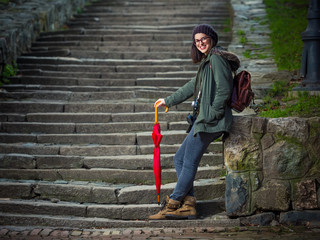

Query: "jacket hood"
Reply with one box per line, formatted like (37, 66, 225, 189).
(210, 46, 240, 72)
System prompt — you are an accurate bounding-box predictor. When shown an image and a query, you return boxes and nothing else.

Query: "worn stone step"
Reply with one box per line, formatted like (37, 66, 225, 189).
(0, 198, 225, 221)
(0, 152, 222, 170)
(0, 122, 167, 134)
(8, 76, 136, 86)
(17, 63, 194, 73)
(0, 211, 239, 229)
(36, 33, 195, 42)
(16, 56, 192, 66)
(0, 88, 179, 102)
(0, 165, 222, 185)
(0, 101, 192, 114)
(0, 177, 226, 204)
(16, 69, 196, 79)
(0, 143, 139, 156)
(0, 130, 187, 145)
(82, 153, 223, 170)
(23, 50, 191, 60)
(0, 111, 189, 123)
(0, 141, 222, 157)
(0, 90, 138, 101)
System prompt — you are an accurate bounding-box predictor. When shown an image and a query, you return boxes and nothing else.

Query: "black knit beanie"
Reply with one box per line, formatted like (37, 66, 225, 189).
(192, 24, 218, 46)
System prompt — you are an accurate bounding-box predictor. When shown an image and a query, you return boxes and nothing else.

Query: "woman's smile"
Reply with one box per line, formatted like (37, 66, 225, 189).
(194, 33, 213, 55)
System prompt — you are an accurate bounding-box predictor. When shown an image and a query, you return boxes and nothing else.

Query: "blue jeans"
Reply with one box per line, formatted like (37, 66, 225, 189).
(170, 125, 222, 201)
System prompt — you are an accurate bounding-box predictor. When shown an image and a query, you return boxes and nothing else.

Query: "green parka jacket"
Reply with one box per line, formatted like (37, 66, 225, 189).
(164, 47, 240, 136)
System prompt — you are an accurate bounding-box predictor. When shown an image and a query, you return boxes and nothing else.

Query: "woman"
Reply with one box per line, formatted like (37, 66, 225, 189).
(149, 24, 240, 220)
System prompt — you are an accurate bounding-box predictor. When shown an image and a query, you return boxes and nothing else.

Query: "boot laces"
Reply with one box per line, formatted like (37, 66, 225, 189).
(160, 199, 167, 210)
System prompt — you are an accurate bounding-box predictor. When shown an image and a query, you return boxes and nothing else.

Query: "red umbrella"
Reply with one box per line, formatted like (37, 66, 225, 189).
(152, 105, 168, 204)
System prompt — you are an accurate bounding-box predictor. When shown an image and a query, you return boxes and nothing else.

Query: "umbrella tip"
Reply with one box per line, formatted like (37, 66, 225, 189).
(157, 194, 160, 205)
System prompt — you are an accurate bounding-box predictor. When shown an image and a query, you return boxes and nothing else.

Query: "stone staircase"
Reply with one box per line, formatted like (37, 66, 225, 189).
(0, 0, 239, 228)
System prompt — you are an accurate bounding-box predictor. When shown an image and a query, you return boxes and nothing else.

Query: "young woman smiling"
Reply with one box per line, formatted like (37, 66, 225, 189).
(149, 24, 240, 220)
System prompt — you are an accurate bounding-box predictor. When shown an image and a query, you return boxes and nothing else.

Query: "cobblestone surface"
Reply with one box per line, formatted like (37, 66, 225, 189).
(0, 225, 320, 239)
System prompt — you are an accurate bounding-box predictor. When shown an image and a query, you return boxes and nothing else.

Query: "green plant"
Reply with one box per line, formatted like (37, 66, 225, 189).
(264, 0, 309, 71)
(1, 62, 17, 86)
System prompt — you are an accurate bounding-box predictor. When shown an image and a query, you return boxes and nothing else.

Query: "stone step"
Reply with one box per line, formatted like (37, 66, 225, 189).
(0, 211, 239, 229)
(0, 152, 222, 170)
(29, 45, 194, 53)
(0, 198, 225, 221)
(0, 121, 191, 133)
(0, 90, 137, 101)
(0, 111, 189, 123)
(0, 101, 192, 113)
(0, 142, 222, 156)
(0, 166, 223, 185)
(0, 178, 226, 204)
(34, 34, 230, 43)
(0, 130, 189, 145)
(2, 84, 179, 93)
(16, 64, 196, 73)
(7, 75, 190, 87)
(0, 122, 167, 134)
(16, 56, 192, 65)
(22, 50, 191, 60)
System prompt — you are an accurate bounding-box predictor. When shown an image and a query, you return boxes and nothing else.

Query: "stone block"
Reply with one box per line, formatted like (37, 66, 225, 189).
(254, 180, 290, 211)
(0, 154, 35, 169)
(36, 155, 83, 169)
(87, 205, 122, 219)
(91, 186, 118, 204)
(34, 184, 92, 202)
(263, 141, 311, 180)
(240, 212, 275, 226)
(251, 117, 267, 134)
(60, 145, 136, 156)
(0, 182, 31, 199)
(280, 210, 320, 226)
(225, 172, 255, 217)
(225, 134, 261, 171)
(293, 179, 318, 210)
(229, 116, 252, 137)
(261, 133, 274, 150)
(267, 117, 309, 144)
(122, 204, 150, 220)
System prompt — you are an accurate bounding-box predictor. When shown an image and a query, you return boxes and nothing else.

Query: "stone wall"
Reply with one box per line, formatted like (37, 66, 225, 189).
(225, 116, 320, 218)
(0, 0, 90, 65)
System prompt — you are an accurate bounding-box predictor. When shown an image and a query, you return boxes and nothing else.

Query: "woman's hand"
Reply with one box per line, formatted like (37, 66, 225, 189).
(154, 98, 166, 108)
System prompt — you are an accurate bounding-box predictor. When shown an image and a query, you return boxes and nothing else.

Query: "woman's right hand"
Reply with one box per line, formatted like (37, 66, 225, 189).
(154, 98, 166, 108)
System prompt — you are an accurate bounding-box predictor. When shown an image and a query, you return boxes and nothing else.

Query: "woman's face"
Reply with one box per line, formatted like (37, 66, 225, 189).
(194, 33, 213, 56)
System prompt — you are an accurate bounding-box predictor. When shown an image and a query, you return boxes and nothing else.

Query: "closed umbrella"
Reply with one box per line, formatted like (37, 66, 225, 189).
(152, 105, 168, 204)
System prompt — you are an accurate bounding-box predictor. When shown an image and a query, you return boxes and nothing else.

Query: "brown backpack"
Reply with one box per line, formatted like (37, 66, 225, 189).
(209, 62, 254, 113)
(230, 70, 254, 112)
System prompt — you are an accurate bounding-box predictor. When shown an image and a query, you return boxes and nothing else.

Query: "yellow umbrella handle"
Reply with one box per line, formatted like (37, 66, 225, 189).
(155, 105, 169, 124)
(155, 106, 159, 124)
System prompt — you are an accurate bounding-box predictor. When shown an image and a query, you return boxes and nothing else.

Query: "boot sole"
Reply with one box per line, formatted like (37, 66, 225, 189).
(165, 214, 197, 220)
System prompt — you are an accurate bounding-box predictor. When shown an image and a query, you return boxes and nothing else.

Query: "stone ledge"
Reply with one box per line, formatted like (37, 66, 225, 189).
(0, 0, 90, 64)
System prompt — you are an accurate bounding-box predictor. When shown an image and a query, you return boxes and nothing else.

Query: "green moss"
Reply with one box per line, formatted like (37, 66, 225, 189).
(236, 148, 261, 171)
(274, 134, 302, 147)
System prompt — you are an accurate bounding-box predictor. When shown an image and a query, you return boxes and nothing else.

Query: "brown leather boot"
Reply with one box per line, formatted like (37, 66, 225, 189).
(165, 195, 197, 220)
(148, 196, 181, 220)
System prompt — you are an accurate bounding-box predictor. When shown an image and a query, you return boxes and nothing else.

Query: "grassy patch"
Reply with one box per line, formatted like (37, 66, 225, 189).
(264, 0, 309, 71)
(257, 80, 320, 118)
